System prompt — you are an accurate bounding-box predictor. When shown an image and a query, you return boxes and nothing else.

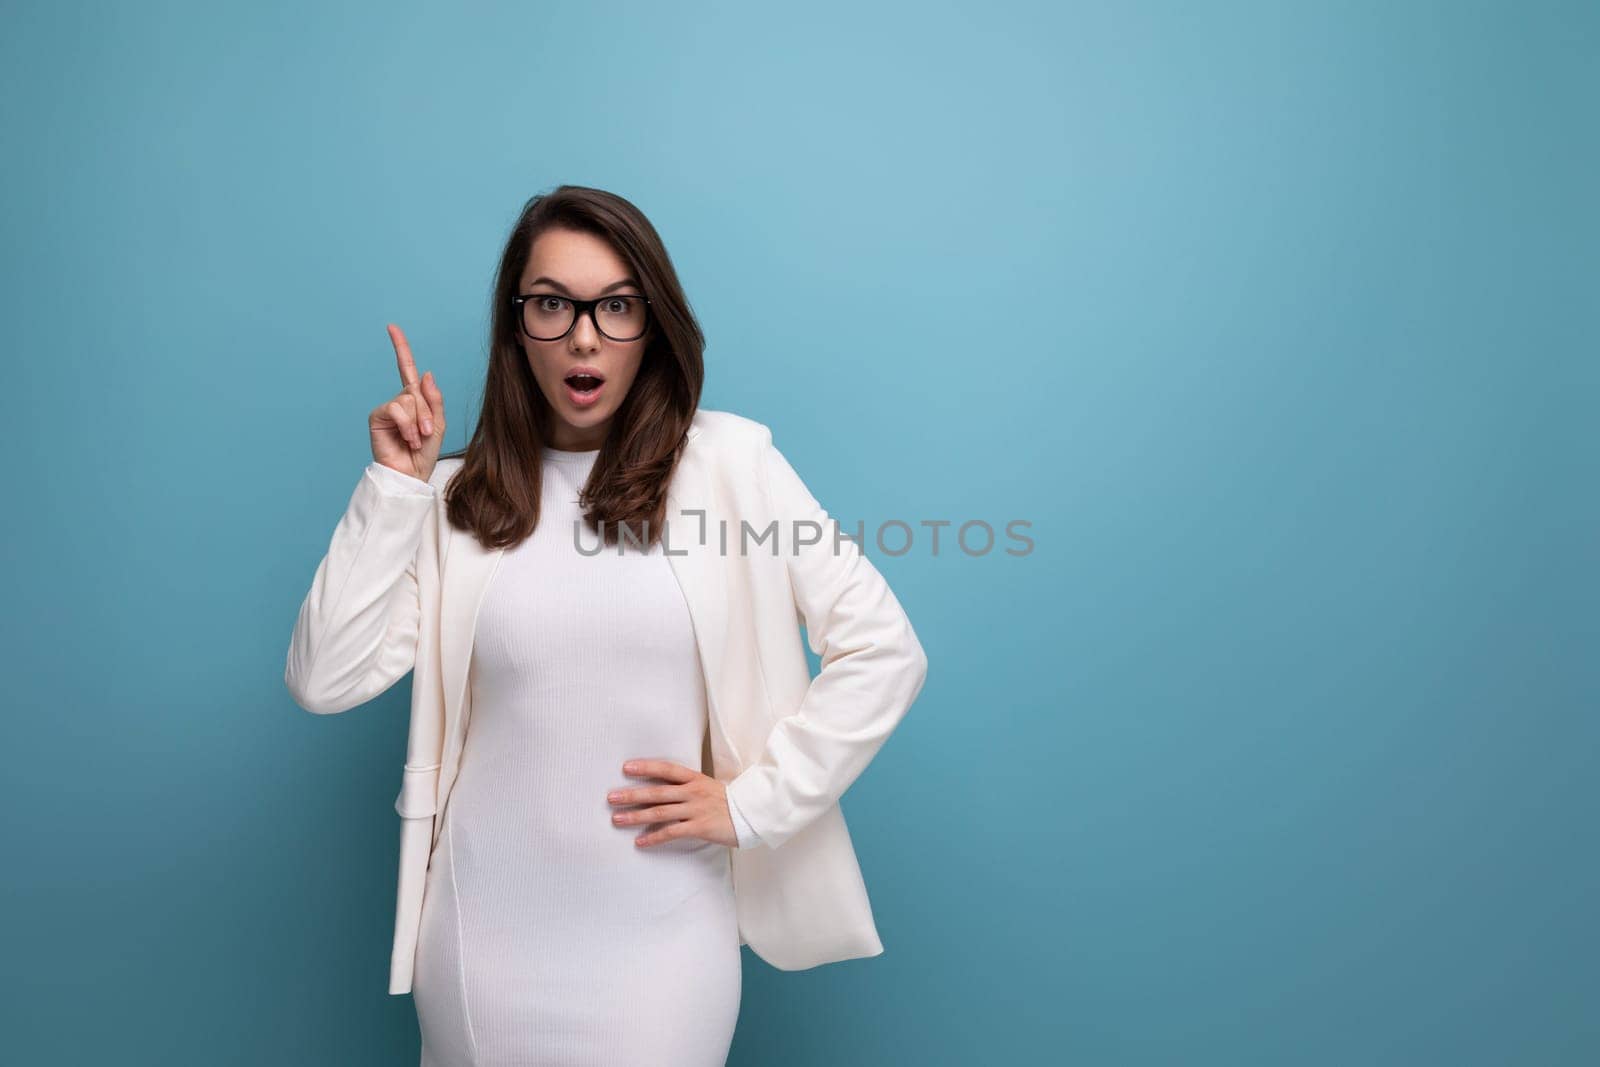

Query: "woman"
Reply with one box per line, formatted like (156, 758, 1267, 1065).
(285, 185, 928, 1066)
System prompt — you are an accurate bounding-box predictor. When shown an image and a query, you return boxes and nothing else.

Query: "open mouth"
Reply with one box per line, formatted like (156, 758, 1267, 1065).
(565, 373, 604, 394)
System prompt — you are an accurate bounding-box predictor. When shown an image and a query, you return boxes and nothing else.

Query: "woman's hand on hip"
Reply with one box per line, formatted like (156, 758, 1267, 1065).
(607, 759, 737, 849)
(369, 323, 446, 482)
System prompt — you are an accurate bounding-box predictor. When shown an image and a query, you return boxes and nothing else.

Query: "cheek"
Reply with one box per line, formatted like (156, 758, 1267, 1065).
(522, 347, 556, 381)
(615, 348, 648, 386)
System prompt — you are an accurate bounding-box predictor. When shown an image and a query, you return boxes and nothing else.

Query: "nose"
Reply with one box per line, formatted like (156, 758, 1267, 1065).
(569, 307, 603, 350)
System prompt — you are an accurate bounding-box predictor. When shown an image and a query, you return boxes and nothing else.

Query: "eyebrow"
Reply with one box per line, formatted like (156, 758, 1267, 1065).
(525, 275, 642, 296)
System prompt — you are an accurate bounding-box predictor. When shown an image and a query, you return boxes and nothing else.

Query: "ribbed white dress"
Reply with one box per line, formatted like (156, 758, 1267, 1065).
(376, 447, 760, 1066)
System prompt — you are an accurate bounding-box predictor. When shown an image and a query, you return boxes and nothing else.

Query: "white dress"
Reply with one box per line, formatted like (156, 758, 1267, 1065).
(396, 446, 760, 1066)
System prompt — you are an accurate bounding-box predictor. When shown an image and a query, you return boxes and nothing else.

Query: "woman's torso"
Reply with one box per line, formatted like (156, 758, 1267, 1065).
(413, 447, 740, 1065)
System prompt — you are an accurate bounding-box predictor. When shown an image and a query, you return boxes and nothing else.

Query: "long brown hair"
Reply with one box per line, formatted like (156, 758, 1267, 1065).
(439, 185, 706, 551)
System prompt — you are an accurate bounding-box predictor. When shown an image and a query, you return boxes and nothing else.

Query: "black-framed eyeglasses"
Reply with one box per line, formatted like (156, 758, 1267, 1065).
(512, 292, 653, 342)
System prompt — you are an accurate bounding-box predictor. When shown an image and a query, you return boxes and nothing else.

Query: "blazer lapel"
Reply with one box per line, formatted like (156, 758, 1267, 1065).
(432, 506, 503, 847)
(662, 429, 738, 771)
(439, 525, 502, 730)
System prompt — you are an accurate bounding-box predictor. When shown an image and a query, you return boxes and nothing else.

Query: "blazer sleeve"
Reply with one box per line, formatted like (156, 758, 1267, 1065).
(722, 428, 930, 850)
(283, 462, 438, 715)
(725, 791, 764, 850)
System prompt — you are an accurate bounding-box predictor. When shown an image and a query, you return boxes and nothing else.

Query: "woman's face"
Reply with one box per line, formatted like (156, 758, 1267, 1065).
(516, 226, 651, 451)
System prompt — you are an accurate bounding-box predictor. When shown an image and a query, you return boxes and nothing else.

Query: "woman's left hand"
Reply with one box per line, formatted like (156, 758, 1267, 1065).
(607, 759, 737, 848)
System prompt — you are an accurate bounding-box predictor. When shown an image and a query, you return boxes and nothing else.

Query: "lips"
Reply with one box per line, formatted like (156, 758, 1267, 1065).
(564, 366, 606, 394)
(563, 366, 606, 408)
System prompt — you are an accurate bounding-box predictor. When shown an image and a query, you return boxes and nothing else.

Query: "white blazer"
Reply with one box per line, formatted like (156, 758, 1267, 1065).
(284, 408, 929, 995)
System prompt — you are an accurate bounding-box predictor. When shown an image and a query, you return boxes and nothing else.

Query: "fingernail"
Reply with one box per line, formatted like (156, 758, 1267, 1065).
(607, 792, 622, 802)
(623, 762, 638, 772)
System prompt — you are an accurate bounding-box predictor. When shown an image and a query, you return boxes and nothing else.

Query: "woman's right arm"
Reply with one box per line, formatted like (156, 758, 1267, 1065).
(283, 463, 438, 714)
(283, 324, 448, 715)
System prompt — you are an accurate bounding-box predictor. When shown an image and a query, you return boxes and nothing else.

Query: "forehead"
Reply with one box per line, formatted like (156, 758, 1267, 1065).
(521, 227, 634, 288)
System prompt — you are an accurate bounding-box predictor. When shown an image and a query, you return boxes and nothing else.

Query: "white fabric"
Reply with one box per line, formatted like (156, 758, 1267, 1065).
(364, 459, 764, 849)
(409, 447, 744, 1065)
(285, 410, 930, 995)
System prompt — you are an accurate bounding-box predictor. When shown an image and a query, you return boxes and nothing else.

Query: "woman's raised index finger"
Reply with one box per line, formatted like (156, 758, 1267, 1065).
(388, 323, 420, 388)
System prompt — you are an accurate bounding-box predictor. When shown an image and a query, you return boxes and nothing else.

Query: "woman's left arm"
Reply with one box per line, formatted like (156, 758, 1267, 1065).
(722, 427, 930, 850)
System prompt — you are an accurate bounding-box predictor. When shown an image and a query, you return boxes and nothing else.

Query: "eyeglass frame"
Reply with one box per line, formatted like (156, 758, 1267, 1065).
(511, 292, 654, 342)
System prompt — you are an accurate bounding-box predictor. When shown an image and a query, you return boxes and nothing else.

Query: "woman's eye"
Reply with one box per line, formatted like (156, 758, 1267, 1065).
(539, 297, 567, 312)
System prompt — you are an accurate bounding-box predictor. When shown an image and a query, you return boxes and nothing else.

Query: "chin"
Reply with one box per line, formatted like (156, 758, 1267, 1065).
(561, 400, 614, 422)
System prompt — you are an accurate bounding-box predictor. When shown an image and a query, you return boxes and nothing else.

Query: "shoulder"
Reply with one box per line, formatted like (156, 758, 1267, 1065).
(689, 407, 772, 450)
(687, 408, 781, 496)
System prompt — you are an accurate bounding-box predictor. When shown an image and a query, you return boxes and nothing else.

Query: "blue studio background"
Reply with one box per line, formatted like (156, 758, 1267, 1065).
(3, 1, 1595, 1063)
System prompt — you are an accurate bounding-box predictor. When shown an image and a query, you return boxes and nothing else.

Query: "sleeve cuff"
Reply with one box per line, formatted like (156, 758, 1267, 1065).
(366, 461, 435, 497)
(726, 790, 764, 850)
